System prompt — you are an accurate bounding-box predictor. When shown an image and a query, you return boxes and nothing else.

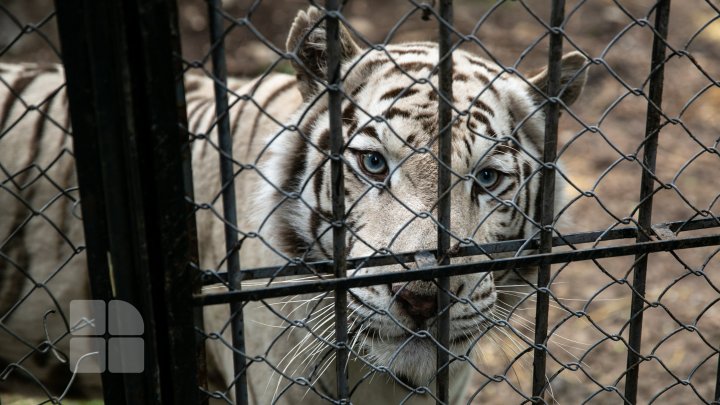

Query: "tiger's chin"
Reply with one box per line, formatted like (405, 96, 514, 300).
(355, 327, 477, 388)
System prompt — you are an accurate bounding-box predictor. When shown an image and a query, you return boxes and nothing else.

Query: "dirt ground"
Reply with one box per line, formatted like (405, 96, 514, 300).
(2, 0, 719, 403)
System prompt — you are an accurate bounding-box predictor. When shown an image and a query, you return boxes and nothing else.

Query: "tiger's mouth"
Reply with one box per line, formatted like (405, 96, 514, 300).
(340, 275, 498, 386)
(346, 311, 492, 387)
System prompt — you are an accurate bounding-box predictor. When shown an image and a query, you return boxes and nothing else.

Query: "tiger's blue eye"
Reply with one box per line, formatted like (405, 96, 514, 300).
(476, 168, 500, 189)
(361, 152, 388, 176)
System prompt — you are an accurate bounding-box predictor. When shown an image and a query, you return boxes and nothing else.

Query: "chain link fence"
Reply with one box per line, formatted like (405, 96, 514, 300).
(0, 2, 103, 403)
(1, 0, 719, 404)
(190, 1, 720, 404)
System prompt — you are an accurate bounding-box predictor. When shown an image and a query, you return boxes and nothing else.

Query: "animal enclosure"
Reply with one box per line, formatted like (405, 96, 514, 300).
(1, 0, 719, 404)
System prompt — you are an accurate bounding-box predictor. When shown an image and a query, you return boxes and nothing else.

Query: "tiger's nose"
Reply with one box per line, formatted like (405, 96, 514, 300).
(391, 284, 438, 323)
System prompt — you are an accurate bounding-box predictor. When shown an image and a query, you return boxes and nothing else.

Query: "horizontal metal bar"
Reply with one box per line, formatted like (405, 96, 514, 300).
(195, 233, 720, 305)
(201, 217, 719, 285)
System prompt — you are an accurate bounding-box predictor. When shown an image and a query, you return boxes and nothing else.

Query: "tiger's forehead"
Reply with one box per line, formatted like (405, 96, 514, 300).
(341, 43, 530, 169)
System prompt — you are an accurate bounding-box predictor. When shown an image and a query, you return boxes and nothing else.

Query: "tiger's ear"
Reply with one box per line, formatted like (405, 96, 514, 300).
(528, 51, 588, 107)
(286, 7, 361, 101)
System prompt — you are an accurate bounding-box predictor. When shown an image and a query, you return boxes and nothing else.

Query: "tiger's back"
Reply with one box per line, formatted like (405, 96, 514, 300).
(0, 63, 89, 391)
(187, 72, 301, 274)
(0, 62, 301, 395)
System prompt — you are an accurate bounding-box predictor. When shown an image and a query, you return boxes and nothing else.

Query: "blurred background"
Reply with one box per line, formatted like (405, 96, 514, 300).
(1, 0, 719, 403)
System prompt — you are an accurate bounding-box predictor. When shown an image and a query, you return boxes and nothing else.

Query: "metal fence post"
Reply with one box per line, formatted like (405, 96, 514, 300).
(55, 1, 164, 402)
(55, 0, 203, 403)
(205, 0, 249, 403)
(532, 0, 565, 402)
(325, 1, 350, 402)
(54, 2, 128, 403)
(624, 1, 671, 403)
(436, 1, 454, 404)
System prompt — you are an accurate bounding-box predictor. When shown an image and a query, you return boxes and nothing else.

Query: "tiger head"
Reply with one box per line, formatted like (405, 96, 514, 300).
(259, 7, 587, 387)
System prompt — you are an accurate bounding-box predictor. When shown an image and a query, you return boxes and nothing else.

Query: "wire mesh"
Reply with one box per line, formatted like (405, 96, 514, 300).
(0, 3, 104, 403)
(186, 1, 720, 404)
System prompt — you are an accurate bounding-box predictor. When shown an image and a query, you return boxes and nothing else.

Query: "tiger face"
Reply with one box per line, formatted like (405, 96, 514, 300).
(257, 7, 587, 387)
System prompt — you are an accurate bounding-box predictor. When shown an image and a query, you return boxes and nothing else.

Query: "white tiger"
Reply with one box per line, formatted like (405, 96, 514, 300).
(0, 6, 587, 404)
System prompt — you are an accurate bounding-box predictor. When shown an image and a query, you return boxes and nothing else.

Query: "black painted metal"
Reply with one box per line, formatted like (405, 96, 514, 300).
(716, 353, 720, 404)
(56, 0, 202, 403)
(120, 0, 204, 401)
(624, 1, 672, 403)
(436, 1, 453, 403)
(206, 0, 248, 403)
(196, 233, 720, 305)
(54, 2, 127, 403)
(200, 217, 720, 284)
(326, 1, 350, 402)
(56, 1, 163, 402)
(532, 0, 565, 401)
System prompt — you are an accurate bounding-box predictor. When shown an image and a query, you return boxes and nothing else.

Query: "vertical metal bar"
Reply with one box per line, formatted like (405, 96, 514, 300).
(141, 0, 208, 399)
(58, 0, 203, 402)
(57, 0, 165, 402)
(206, 1, 248, 404)
(532, 0, 565, 402)
(436, 1, 453, 404)
(124, 0, 204, 401)
(624, 1, 671, 403)
(715, 354, 720, 403)
(326, 1, 349, 402)
(54, 2, 128, 403)
(120, 1, 208, 397)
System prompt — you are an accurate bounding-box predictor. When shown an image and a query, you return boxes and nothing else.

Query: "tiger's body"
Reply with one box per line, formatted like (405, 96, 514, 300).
(0, 7, 587, 404)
